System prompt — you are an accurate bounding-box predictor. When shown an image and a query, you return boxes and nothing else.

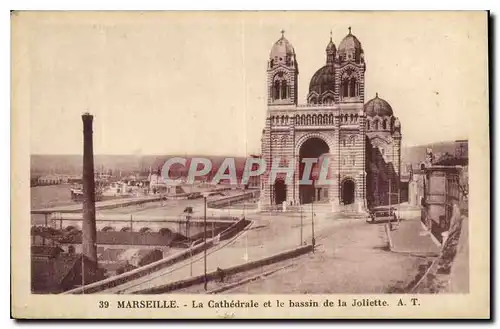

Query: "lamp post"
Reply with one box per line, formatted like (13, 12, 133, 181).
(311, 180, 316, 251)
(201, 191, 213, 291)
(300, 196, 303, 246)
(388, 178, 400, 229)
(184, 210, 192, 277)
(388, 178, 393, 231)
(203, 194, 207, 291)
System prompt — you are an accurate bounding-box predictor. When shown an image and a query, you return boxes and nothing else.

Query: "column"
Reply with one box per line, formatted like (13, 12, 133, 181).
(357, 111, 368, 212)
(330, 114, 341, 211)
(286, 116, 296, 206)
(259, 117, 272, 210)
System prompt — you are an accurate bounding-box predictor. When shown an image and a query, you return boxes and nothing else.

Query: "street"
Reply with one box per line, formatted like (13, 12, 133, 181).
(226, 217, 432, 294)
(99, 206, 431, 294)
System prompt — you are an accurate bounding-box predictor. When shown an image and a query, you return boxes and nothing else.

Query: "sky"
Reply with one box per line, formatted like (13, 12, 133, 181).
(17, 11, 488, 156)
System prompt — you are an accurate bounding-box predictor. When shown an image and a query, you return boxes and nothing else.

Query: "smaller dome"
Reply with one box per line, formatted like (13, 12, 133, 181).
(364, 93, 393, 117)
(270, 30, 295, 59)
(338, 27, 363, 63)
(338, 32, 362, 52)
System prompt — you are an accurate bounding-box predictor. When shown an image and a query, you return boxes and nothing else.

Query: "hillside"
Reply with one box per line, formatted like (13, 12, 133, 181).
(401, 140, 467, 165)
(30, 154, 249, 176)
(31, 140, 467, 176)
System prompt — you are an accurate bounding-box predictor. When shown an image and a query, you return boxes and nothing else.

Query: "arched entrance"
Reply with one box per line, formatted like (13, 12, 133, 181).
(341, 179, 355, 205)
(274, 179, 287, 206)
(299, 137, 330, 204)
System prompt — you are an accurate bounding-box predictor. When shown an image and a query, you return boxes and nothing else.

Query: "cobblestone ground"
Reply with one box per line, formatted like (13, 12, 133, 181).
(227, 219, 432, 294)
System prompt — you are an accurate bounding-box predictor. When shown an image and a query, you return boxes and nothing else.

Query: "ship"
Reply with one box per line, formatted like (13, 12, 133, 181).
(69, 184, 104, 202)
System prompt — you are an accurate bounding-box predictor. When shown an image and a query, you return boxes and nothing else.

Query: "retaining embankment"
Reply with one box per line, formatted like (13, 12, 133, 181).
(32, 195, 165, 215)
(207, 190, 260, 209)
(63, 218, 251, 295)
(134, 244, 314, 294)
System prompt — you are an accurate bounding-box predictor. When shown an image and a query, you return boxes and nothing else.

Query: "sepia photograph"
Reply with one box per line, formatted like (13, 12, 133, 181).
(11, 10, 489, 319)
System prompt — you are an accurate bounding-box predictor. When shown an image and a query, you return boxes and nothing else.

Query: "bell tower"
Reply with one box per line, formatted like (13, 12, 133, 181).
(335, 27, 366, 103)
(267, 30, 299, 105)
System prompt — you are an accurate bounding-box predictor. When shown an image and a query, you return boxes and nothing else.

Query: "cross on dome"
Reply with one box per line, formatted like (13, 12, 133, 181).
(281, 29, 285, 38)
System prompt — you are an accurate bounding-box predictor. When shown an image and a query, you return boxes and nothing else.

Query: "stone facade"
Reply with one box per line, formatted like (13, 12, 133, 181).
(259, 28, 402, 213)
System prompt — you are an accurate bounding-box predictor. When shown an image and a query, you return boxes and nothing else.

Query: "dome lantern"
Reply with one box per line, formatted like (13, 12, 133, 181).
(325, 30, 336, 65)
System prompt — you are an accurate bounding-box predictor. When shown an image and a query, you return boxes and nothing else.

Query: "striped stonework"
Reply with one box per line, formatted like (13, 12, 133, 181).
(259, 32, 402, 215)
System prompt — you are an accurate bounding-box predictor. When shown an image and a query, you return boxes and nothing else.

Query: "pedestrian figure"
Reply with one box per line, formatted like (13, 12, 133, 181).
(217, 267, 225, 283)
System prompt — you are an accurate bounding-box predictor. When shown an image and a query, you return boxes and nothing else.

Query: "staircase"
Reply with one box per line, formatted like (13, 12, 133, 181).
(259, 202, 370, 221)
(299, 202, 332, 219)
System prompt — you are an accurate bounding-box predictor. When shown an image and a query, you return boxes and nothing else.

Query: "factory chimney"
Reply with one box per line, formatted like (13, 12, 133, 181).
(81, 113, 97, 265)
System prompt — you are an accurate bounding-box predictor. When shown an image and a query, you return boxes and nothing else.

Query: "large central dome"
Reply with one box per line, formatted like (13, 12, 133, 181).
(309, 65, 335, 95)
(308, 34, 336, 96)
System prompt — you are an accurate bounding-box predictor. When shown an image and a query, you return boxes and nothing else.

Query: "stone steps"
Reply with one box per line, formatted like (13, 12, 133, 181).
(259, 203, 370, 221)
(325, 212, 370, 220)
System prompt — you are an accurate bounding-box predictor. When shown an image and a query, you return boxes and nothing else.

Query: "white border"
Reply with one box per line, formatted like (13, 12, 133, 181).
(4, 1, 497, 328)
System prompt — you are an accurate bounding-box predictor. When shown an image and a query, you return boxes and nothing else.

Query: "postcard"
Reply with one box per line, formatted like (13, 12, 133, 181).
(11, 10, 489, 319)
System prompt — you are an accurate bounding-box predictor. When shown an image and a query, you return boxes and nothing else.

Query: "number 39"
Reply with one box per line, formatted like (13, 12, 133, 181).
(99, 301, 110, 308)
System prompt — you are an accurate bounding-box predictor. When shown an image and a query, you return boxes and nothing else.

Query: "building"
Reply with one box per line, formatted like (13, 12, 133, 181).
(31, 250, 105, 294)
(246, 154, 262, 189)
(259, 28, 402, 212)
(420, 142, 469, 243)
(421, 165, 464, 244)
(407, 165, 426, 207)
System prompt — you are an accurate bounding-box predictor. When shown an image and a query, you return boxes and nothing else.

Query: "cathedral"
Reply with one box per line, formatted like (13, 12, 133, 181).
(259, 28, 402, 213)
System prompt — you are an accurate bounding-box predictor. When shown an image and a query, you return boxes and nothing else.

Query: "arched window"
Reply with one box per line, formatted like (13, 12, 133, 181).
(270, 59, 274, 67)
(382, 120, 387, 130)
(366, 121, 370, 130)
(281, 80, 288, 99)
(273, 80, 280, 100)
(349, 78, 357, 97)
(374, 120, 379, 130)
(342, 79, 349, 97)
(323, 96, 334, 104)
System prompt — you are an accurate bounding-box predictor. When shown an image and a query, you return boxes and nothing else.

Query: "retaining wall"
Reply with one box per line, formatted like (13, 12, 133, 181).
(208, 190, 260, 209)
(134, 244, 313, 294)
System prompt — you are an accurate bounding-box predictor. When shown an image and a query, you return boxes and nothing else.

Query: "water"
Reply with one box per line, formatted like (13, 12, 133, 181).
(30, 184, 75, 225)
(31, 184, 76, 210)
